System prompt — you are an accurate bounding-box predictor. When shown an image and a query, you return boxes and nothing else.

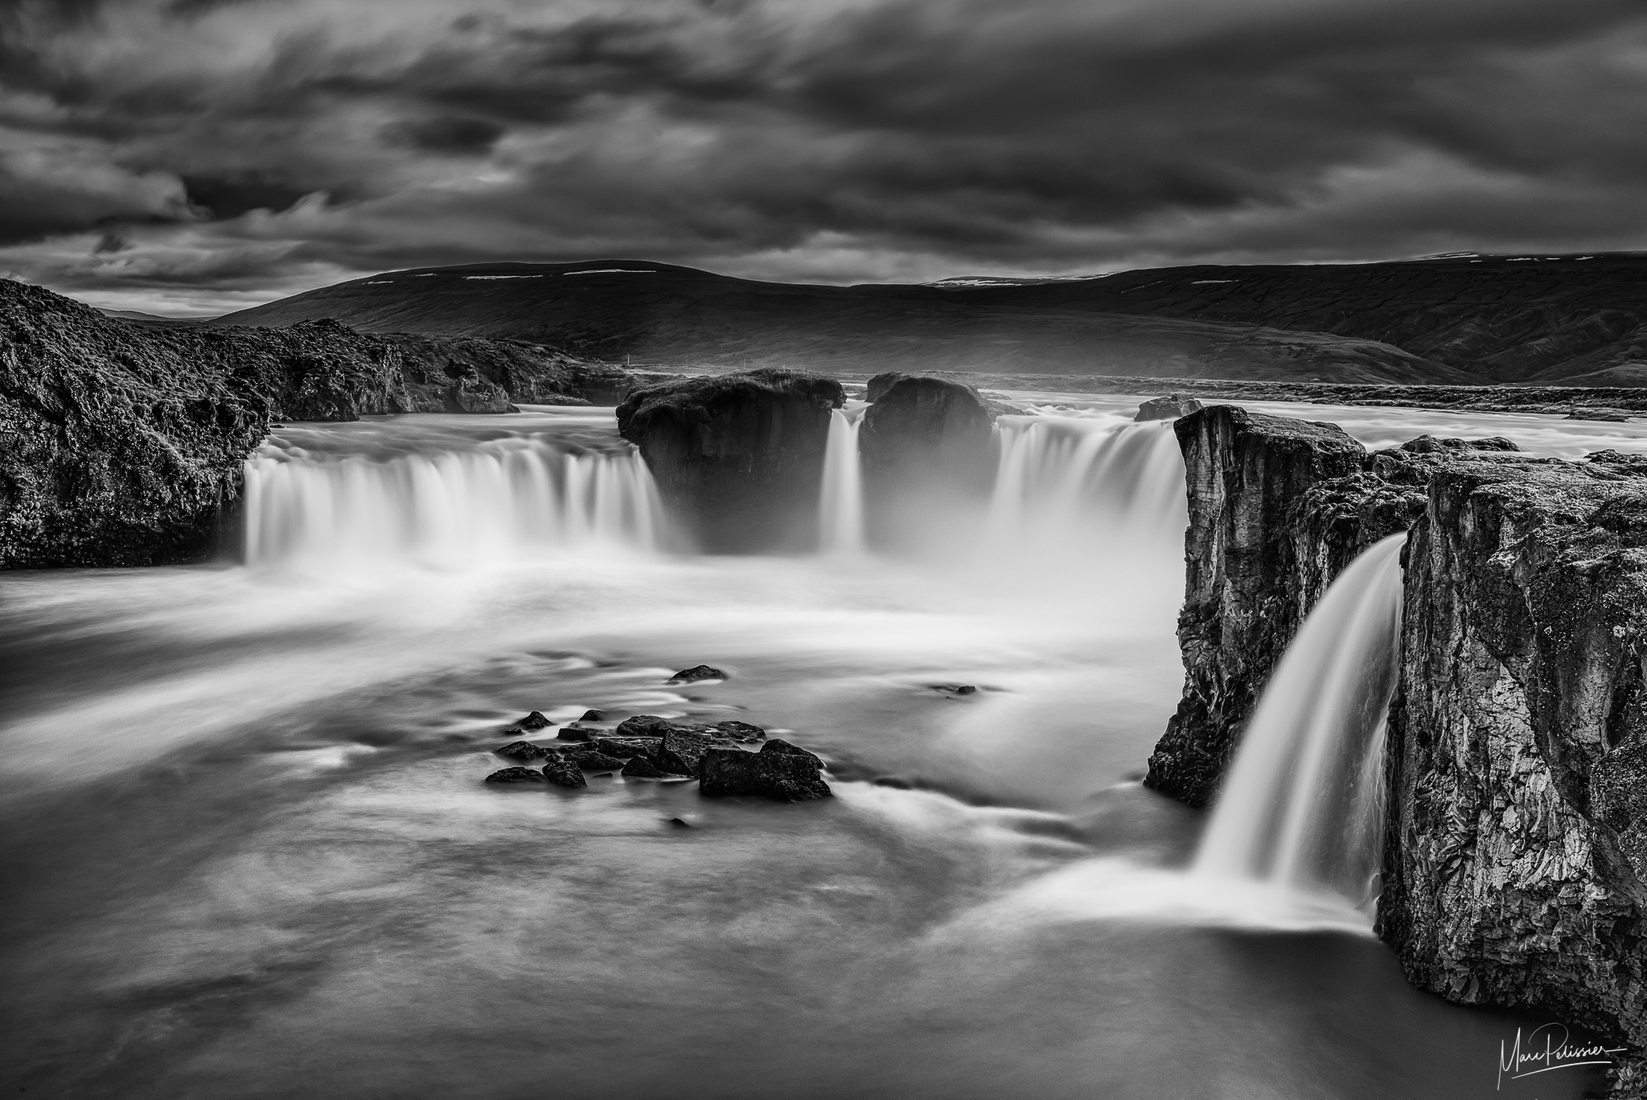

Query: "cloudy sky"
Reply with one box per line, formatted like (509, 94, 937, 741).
(4, 0, 1647, 315)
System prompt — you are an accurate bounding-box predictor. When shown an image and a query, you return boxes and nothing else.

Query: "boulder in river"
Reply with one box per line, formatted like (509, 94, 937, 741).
(594, 736, 664, 759)
(540, 755, 588, 789)
(495, 740, 554, 762)
(616, 368, 845, 553)
(699, 741, 832, 802)
(620, 755, 672, 779)
(668, 665, 726, 684)
(515, 711, 553, 731)
(713, 720, 766, 743)
(484, 767, 548, 785)
(556, 724, 602, 742)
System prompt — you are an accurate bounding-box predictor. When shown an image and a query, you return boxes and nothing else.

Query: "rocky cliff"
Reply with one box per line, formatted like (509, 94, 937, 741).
(1146, 404, 1647, 1092)
(616, 368, 845, 553)
(1141, 406, 1516, 804)
(0, 278, 633, 568)
(858, 373, 996, 552)
(1381, 455, 1647, 1094)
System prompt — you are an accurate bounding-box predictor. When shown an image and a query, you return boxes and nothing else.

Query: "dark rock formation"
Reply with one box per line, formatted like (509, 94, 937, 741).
(495, 740, 554, 762)
(0, 278, 638, 569)
(556, 724, 602, 742)
(1136, 394, 1204, 421)
(594, 736, 663, 759)
(699, 741, 832, 802)
(1380, 458, 1647, 1092)
(614, 715, 673, 738)
(571, 751, 626, 773)
(1145, 406, 1535, 807)
(615, 368, 845, 552)
(858, 373, 997, 551)
(620, 755, 671, 779)
(579, 709, 606, 722)
(541, 755, 588, 789)
(484, 767, 547, 785)
(713, 720, 766, 743)
(515, 711, 553, 731)
(668, 665, 726, 684)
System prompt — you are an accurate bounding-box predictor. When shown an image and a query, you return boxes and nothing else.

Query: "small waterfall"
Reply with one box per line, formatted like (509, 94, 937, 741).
(243, 437, 665, 568)
(985, 416, 1188, 549)
(818, 407, 865, 555)
(1192, 535, 1406, 909)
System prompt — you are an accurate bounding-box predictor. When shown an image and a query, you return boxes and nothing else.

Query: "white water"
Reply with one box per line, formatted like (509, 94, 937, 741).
(1193, 534, 1408, 909)
(817, 406, 865, 555)
(243, 412, 665, 568)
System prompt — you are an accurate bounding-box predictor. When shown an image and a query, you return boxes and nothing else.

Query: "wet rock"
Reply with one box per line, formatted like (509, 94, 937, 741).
(515, 711, 553, 731)
(655, 728, 718, 775)
(668, 665, 726, 684)
(556, 724, 602, 742)
(699, 742, 832, 802)
(928, 683, 977, 697)
(1397, 433, 1519, 454)
(540, 755, 588, 789)
(1135, 394, 1204, 421)
(713, 720, 766, 743)
(615, 715, 674, 738)
(620, 755, 672, 779)
(573, 751, 627, 773)
(594, 736, 664, 759)
(495, 740, 554, 762)
(667, 817, 693, 828)
(579, 709, 606, 722)
(616, 368, 845, 553)
(484, 767, 547, 785)
(759, 738, 823, 767)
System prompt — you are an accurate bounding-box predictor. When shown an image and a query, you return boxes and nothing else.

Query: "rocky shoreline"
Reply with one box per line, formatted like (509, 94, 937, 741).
(1143, 404, 1647, 1095)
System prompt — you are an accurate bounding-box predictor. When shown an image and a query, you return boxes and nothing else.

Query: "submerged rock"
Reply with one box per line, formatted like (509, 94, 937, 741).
(699, 741, 832, 802)
(540, 755, 588, 789)
(1135, 394, 1204, 421)
(667, 664, 726, 684)
(495, 740, 554, 762)
(484, 767, 548, 785)
(616, 368, 845, 553)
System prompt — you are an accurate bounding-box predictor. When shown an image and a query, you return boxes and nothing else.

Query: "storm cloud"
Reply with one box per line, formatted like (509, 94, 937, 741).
(3, 0, 1646, 314)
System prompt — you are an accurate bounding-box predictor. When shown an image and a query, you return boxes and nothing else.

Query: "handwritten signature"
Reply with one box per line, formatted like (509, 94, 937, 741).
(1498, 1023, 1629, 1089)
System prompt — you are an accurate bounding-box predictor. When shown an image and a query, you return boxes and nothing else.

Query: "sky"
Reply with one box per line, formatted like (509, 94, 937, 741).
(3, 0, 1647, 316)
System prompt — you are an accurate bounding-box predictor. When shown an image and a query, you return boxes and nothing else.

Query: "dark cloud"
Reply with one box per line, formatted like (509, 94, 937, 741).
(1, 0, 1645, 314)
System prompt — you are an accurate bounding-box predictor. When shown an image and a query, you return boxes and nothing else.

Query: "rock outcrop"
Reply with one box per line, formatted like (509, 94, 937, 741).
(0, 278, 636, 568)
(1146, 404, 1647, 1092)
(858, 373, 997, 552)
(1145, 405, 1419, 805)
(1380, 457, 1647, 1093)
(1135, 394, 1204, 421)
(616, 368, 845, 552)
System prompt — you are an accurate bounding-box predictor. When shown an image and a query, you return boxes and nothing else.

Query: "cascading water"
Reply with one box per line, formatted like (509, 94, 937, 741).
(1192, 534, 1407, 910)
(243, 425, 666, 568)
(817, 406, 865, 555)
(986, 415, 1188, 549)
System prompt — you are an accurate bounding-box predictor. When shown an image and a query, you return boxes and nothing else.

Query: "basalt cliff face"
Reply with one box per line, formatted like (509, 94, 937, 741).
(0, 279, 633, 568)
(1141, 405, 1513, 805)
(859, 373, 997, 552)
(1381, 456, 1647, 1094)
(1148, 405, 1647, 1093)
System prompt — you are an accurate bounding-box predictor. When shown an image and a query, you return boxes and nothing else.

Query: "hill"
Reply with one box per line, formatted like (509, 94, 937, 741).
(218, 255, 1647, 386)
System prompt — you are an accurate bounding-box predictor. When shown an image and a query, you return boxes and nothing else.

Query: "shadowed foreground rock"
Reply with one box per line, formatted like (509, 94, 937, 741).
(616, 368, 844, 552)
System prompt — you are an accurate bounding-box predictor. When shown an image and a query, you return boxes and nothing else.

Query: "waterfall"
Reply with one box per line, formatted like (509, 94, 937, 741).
(243, 436, 665, 568)
(1192, 535, 1406, 909)
(818, 407, 865, 555)
(985, 416, 1188, 549)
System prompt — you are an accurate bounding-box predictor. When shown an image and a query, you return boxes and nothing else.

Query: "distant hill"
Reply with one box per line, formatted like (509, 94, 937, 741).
(97, 308, 202, 326)
(218, 255, 1647, 386)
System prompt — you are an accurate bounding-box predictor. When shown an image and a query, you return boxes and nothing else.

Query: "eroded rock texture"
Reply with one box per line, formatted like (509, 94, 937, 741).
(1380, 458, 1647, 1093)
(616, 368, 845, 552)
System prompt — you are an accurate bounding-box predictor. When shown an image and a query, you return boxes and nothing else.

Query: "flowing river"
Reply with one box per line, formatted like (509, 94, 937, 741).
(2, 395, 1642, 1099)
